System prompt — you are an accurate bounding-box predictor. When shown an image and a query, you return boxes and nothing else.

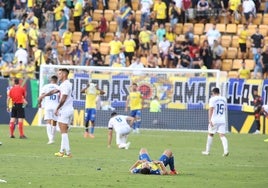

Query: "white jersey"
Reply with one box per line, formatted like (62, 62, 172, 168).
(140, 0, 153, 13)
(41, 83, 59, 110)
(209, 95, 227, 124)
(108, 115, 131, 134)
(59, 80, 74, 110)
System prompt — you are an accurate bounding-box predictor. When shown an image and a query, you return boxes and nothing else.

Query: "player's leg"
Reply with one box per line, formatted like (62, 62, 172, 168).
(254, 110, 261, 134)
(55, 110, 72, 157)
(135, 110, 142, 133)
(84, 109, 90, 138)
(159, 149, 177, 174)
(9, 108, 16, 138)
(45, 109, 53, 143)
(130, 110, 137, 132)
(202, 124, 216, 155)
(51, 120, 57, 143)
(17, 105, 26, 138)
(89, 109, 96, 138)
(139, 148, 152, 161)
(218, 123, 229, 156)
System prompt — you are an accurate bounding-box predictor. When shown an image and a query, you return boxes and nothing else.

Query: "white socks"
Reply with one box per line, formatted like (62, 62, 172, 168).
(61, 133, 71, 155)
(46, 124, 52, 142)
(220, 136, 228, 154)
(206, 135, 213, 153)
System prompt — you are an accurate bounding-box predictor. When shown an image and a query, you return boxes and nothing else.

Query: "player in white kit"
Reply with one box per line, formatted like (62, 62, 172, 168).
(202, 87, 229, 157)
(107, 112, 135, 149)
(38, 75, 59, 144)
(39, 68, 74, 157)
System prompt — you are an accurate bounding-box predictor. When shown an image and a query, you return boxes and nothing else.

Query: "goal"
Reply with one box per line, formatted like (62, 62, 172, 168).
(39, 64, 227, 131)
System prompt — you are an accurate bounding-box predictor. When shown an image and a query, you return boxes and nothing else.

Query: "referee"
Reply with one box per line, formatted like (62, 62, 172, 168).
(7, 78, 27, 139)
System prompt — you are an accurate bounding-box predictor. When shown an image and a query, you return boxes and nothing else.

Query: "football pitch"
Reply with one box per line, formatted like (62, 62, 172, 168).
(0, 125, 268, 188)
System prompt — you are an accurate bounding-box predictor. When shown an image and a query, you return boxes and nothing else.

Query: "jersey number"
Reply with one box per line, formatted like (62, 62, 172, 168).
(216, 104, 224, 115)
(115, 117, 122, 122)
(50, 95, 56, 100)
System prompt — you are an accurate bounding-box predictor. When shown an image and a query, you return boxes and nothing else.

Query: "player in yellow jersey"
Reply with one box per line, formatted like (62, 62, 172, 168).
(125, 83, 143, 133)
(129, 148, 178, 175)
(81, 82, 105, 138)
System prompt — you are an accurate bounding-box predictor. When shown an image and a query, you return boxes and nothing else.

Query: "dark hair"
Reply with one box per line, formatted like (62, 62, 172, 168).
(51, 75, 58, 82)
(140, 168, 150, 174)
(132, 83, 138, 86)
(59, 68, 69, 75)
(14, 78, 20, 85)
(212, 87, 220, 94)
(111, 112, 117, 117)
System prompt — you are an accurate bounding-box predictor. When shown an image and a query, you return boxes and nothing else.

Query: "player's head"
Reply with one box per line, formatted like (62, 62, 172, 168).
(51, 75, 58, 83)
(132, 83, 138, 91)
(58, 68, 69, 81)
(140, 162, 151, 174)
(253, 88, 258, 95)
(211, 87, 220, 95)
(14, 78, 20, 85)
(111, 112, 117, 117)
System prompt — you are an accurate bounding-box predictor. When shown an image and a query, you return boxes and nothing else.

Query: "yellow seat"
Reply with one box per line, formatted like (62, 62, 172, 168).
(104, 10, 114, 21)
(108, 0, 118, 11)
(174, 23, 183, 35)
(253, 13, 262, 25)
(93, 9, 103, 21)
(231, 36, 239, 47)
(259, 25, 268, 37)
(216, 23, 226, 33)
(109, 21, 118, 33)
(193, 23, 204, 35)
(92, 32, 101, 42)
(99, 42, 110, 55)
(72, 32, 82, 43)
(228, 71, 239, 78)
(183, 23, 193, 34)
(226, 47, 238, 59)
(245, 59, 255, 71)
(104, 32, 114, 43)
(226, 24, 237, 34)
(232, 59, 242, 70)
(221, 35, 232, 48)
(221, 59, 233, 72)
(204, 23, 213, 33)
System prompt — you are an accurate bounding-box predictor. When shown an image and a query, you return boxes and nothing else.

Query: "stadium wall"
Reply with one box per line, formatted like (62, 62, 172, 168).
(0, 78, 267, 134)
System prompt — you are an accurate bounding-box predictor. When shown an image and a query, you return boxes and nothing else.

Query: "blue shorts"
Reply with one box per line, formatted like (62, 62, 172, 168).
(159, 154, 169, 166)
(130, 110, 141, 119)
(139, 153, 152, 162)
(85, 108, 96, 122)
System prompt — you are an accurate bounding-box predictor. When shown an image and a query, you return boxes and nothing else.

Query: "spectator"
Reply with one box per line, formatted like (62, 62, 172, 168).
(45, 34, 58, 62)
(123, 34, 136, 65)
(58, 10, 68, 37)
(166, 27, 176, 46)
(25, 61, 35, 79)
(238, 59, 251, 79)
(82, 11, 94, 37)
(199, 40, 213, 69)
(53, 2, 63, 31)
(159, 35, 171, 67)
(80, 35, 91, 66)
(251, 27, 264, 56)
(205, 23, 221, 47)
(185, 25, 194, 45)
(96, 12, 108, 42)
(182, 0, 192, 23)
(3, 0, 15, 19)
(260, 45, 268, 79)
(61, 28, 73, 64)
(91, 48, 104, 66)
(139, 26, 151, 57)
(109, 35, 122, 66)
(211, 40, 224, 69)
(13, 0, 24, 19)
(156, 23, 166, 44)
(238, 24, 249, 59)
(227, 0, 241, 23)
(140, 0, 153, 28)
(14, 45, 28, 65)
(33, 3, 43, 29)
(169, 1, 180, 30)
(147, 53, 159, 68)
(196, 0, 209, 23)
(119, 48, 126, 67)
(253, 48, 262, 79)
(154, 0, 167, 25)
(16, 28, 28, 49)
(116, 2, 132, 33)
(170, 41, 183, 68)
(242, 0, 256, 25)
(178, 47, 191, 68)
(73, 0, 83, 31)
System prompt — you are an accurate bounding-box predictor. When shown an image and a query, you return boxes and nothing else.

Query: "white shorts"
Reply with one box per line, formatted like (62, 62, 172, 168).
(208, 123, 226, 134)
(57, 108, 74, 125)
(44, 109, 57, 121)
(115, 127, 132, 145)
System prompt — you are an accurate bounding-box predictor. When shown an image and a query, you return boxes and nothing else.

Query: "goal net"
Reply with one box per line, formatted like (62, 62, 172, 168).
(39, 65, 227, 131)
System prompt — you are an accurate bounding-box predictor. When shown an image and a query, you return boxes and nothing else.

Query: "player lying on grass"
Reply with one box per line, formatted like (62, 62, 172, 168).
(129, 148, 178, 175)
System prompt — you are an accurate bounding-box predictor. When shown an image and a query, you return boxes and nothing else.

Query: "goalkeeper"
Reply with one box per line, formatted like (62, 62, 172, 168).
(129, 148, 178, 175)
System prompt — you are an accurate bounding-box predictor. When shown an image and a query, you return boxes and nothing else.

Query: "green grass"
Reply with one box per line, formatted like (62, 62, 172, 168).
(0, 125, 268, 188)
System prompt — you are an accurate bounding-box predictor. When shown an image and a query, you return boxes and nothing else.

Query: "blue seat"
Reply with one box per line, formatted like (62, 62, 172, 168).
(0, 8, 4, 19)
(0, 30, 5, 40)
(10, 19, 20, 27)
(0, 19, 11, 31)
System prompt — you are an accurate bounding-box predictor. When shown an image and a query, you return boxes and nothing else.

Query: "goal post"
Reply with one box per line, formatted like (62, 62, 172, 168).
(39, 64, 227, 131)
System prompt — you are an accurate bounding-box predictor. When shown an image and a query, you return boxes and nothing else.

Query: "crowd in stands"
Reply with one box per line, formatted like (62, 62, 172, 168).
(0, 0, 268, 80)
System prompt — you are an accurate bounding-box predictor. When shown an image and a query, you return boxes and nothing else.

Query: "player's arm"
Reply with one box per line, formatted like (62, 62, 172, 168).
(125, 96, 130, 112)
(153, 161, 168, 175)
(56, 94, 67, 112)
(107, 128, 113, 148)
(129, 160, 144, 173)
(39, 89, 59, 99)
(208, 107, 213, 126)
(126, 116, 135, 127)
(81, 84, 89, 93)
(97, 86, 105, 95)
